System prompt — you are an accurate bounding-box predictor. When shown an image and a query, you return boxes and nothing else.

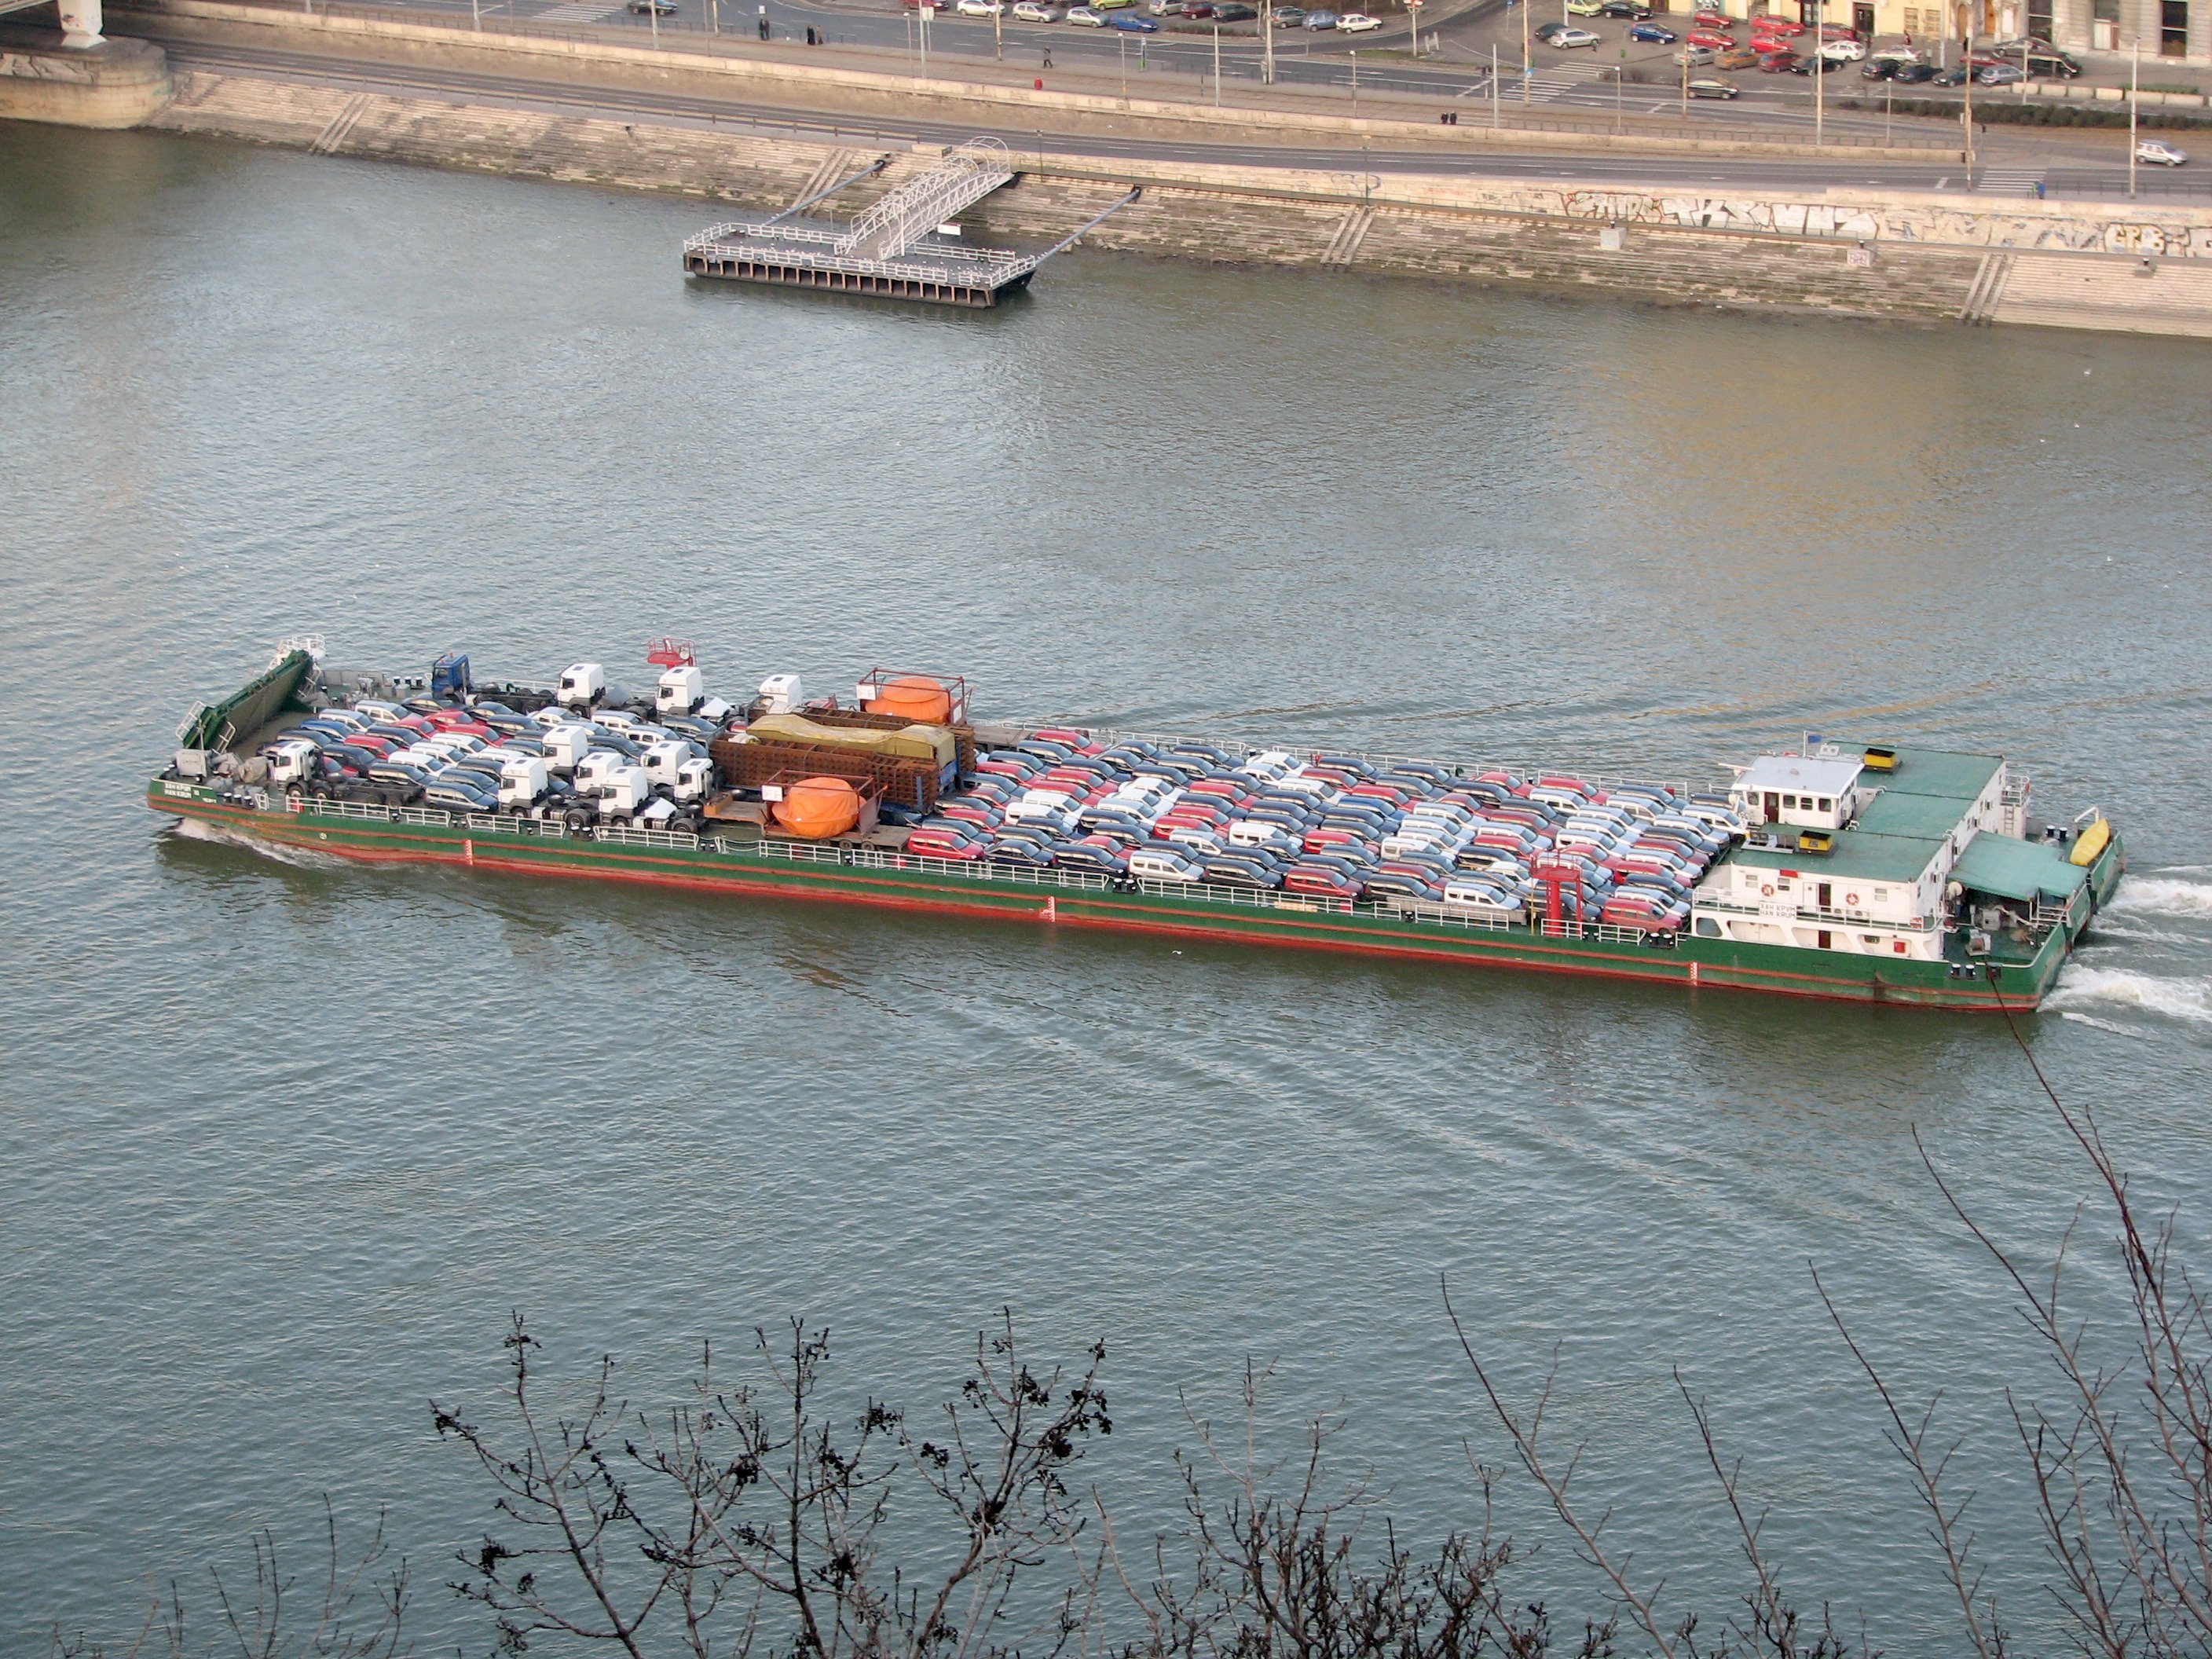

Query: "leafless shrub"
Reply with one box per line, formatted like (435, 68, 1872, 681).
(1107, 1361, 1595, 1659)
(49, 1500, 408, 1659)
(432, 1308, 1110, 1659)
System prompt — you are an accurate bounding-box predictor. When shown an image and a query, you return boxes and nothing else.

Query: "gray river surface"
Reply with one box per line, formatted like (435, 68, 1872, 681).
(5, 117, 2212, 1655)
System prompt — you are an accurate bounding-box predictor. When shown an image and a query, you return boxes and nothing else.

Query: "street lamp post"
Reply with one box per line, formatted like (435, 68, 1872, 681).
(1522, 0, 1531, 101)
(994, 0, 1002, 60)
(2129, 31, 2140, 196)
(1492, 41, 1500, 123)
(1815, 0, 1824, 148)
(1212, 22, 1221, 102)
(1263, 0, 1274, 82)
(1963, 8, 1975, 185)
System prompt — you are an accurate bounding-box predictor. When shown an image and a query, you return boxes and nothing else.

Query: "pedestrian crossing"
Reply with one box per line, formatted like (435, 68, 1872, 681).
(1518, 60, 1604, 101)
(534, 1, 622, 20)
(1975, 167, 2046, 196)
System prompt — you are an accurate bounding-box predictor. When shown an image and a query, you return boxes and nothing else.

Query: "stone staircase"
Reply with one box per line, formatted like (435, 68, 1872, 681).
(1994, 253, 2212, 337)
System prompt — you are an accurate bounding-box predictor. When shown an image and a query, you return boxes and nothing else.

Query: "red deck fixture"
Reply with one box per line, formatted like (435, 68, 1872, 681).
(646, 638, 696, 668)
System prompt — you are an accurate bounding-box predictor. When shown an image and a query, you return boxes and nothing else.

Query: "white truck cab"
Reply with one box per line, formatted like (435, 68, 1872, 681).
(497, 757, 551, 809)
(758, 673, 803, 715)
(573, 750, 628, 797)
(596, 767, 652, 819)
(541, 724, 596, 774)
(656, 665, 707, 716)
(266, 738, 321, 786)
(557, 662, 607, 709)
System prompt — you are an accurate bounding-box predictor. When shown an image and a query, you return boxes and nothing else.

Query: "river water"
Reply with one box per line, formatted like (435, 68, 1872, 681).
(5, 115, 2212, 1654)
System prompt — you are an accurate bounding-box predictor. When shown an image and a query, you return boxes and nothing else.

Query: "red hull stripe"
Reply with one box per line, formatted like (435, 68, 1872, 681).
(152, 798, 2027, 1010)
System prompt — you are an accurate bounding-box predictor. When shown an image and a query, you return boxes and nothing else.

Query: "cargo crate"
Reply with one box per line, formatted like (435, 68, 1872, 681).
(710, 736, 946, 814)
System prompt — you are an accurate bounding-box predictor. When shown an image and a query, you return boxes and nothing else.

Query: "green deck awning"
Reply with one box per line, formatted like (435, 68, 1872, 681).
(1952, 833, 2088, 903)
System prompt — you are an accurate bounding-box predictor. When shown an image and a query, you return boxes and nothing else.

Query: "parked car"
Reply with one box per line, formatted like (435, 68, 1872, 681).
(1687, 27, 1734, 46)
(1758, 48, 1801, 68)
(1013, 2, 1063, 16)
(1598, 1, 1652, 16)
(1109, 6, 1155, 20)
(954, 0, 1003, 14)
(1687, 75, 1740, 95)
(2137, 138, 2191, 165)
(1818, 35, 1866, 57)
(1749, 15, 1803, 33)
(1302, 7, 1339, 24)
(1628, 20, 1676, 39)
(1673, 42, 1715, 62)
(1551, 24, 1602, 46)
(1566, 0, 1606, 13)
(1717, 45, 1760, 64)
(1337, 9, 1379, 27)
(1927, 64, 1968, 83)
(1976, 60, 2023, 81)
(1860, 55, 1898, 76)
(1067, 8, 1107, 22)
(1214, 3, 1257, 18)
(627, 0, 676, 14)
(1273, 4, 1306, 20)
(1892, 59, 1937, 80)
(1870, 42, 1921, 60)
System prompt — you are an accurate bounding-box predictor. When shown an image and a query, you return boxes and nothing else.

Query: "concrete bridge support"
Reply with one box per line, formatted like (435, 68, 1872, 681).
(0, 20, 171, 122)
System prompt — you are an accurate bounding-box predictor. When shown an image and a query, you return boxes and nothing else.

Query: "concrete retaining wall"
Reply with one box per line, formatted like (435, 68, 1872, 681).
(0, 24, 172, 126)
(141, 66, 2212, 333)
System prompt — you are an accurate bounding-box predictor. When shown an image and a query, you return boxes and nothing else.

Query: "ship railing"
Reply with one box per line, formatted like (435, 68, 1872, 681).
(1536, 918, 1678, 946)
(1691, 896, 1941, 932)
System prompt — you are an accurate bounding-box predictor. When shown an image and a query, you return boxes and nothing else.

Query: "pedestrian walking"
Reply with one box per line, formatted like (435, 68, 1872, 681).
(1042, 45, 1053, 65)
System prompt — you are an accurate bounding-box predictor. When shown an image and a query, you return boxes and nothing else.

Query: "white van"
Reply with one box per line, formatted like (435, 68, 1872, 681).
(1127, 848, 1202, 882)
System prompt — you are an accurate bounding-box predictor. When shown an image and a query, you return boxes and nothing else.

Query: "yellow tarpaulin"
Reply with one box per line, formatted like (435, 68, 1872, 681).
(747, 714, 955, 769)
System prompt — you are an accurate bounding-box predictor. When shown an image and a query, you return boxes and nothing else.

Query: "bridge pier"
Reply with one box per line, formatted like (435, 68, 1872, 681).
(57, 0, 102, 46)
(0, 20, 171, 123)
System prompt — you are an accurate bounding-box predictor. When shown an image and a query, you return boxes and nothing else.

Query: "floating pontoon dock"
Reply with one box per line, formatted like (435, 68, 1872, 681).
(681, 138, 1137, 309)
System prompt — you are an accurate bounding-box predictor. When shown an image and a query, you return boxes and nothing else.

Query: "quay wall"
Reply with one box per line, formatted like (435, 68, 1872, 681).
(138, 67, 2212, 335)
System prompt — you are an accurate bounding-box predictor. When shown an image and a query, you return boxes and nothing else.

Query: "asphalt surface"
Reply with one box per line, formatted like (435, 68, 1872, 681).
(140, 0, 2209, 195)
(162, 36, 2016, 187)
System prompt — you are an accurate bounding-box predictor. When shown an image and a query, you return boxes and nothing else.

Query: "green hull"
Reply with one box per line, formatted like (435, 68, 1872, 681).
(149, 783, 2122, 1013)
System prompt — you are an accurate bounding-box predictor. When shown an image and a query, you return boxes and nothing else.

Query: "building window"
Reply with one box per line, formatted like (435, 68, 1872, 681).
(2027, 0, 2051, 31)
(1903, 4, 1919, 25)
(2163, 0, 2188, 52)
(2094, 0, 2118, 21)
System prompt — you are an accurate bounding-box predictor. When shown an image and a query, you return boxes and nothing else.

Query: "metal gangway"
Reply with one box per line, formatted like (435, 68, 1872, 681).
(836, 139, 1016, 262)
(681, 137, 1139, 309)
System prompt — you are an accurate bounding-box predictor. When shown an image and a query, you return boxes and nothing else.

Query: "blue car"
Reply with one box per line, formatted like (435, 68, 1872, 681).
(1110, 11, 1157, 26)
(1628, 20, 1675, 39)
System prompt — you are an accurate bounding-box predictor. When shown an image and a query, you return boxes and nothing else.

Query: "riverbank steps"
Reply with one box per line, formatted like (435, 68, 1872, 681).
(130, 67, 2212, 335)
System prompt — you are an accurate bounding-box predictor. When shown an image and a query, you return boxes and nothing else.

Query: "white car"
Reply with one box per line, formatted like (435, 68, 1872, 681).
(954, 0, 1004, 14)
(1551, 24, 1602, 45)
(1338, 9, 1380, 27)
(2137, 139, 2190, 166)
(1870, 42, 1921, 60)
(1013, 0, 1060, 13)
(1067, 5, 1104, 20)
(1818, 35, 1866, 57)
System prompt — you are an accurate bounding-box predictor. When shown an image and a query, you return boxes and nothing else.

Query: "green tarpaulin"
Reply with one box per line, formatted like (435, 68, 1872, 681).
(1952, 833, 2088, 903)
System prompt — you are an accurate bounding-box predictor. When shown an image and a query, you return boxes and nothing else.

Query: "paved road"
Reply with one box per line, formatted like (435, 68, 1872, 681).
(141, 0, 2209, 196)
(163, 34, 2114, 192)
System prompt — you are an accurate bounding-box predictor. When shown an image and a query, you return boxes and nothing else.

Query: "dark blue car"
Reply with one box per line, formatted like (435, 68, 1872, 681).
(1628, 20, 1676, 39)
(1111, 12, 1159, 27)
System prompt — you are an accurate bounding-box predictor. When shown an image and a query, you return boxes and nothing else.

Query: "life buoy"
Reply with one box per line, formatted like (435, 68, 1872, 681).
(1761, 883, 1775, 897)
(1846, 891, 1861, 906)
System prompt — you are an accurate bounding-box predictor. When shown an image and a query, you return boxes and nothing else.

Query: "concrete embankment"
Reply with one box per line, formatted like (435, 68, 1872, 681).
(138, 60, 2212, 335)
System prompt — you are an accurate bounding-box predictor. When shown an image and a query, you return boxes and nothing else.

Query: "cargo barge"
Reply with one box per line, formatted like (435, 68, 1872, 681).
(146, 641, 2126, 1012)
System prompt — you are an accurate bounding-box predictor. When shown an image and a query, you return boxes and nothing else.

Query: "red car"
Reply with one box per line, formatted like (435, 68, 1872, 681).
(1688, 28, 1734, 44)
(1757, 48, 1800, 67)
(1302, 826, 1364, 855)
(1284, 865, 1362, 901)
(1751, 16, 1803, 33)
